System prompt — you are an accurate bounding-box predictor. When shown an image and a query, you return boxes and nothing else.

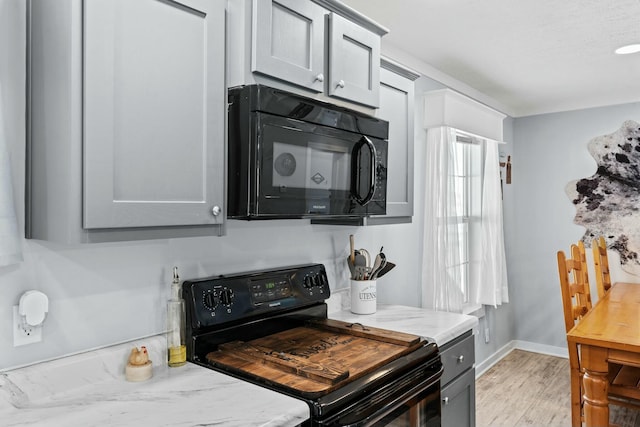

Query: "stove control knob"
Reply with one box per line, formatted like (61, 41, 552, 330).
(203, 292, 217, 309)
(318, 273, 327, 287)
(220, 288, 234, 306)
(303, 276, 313, 289)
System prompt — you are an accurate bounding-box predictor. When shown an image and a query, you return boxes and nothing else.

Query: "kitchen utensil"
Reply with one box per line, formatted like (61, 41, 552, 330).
(349, 234, 355, 265)
(375, 261, 396, 278)
(346, 255, 356, 279)
(347, 236, 365, 279)
(354, 265, 368, 281)
(354, 251, 368, 268)
(357, 248, 371, 269)
(370, 259, 386, 280)
(370, 248, 386, 279)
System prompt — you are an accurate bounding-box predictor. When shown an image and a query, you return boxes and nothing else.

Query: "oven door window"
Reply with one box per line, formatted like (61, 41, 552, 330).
(257, 115, 380, 216)
(370, 385, 440, 427)
(319, 379, 441, 427)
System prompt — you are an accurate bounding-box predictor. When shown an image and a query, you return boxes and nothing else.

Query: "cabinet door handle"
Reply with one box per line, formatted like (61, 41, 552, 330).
(315, 73, 324, 82)
(442, 397, 449, 405)
(337, 79, 345, 88)
(457, 355, 464, 363)
(211, 206, 221, 216)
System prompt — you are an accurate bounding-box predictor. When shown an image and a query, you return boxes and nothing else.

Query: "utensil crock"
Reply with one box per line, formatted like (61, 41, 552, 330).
(350, 279, 376, 314)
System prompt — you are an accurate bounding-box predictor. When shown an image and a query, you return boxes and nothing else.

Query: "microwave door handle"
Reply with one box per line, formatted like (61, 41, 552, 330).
(352, 136, 377, 206)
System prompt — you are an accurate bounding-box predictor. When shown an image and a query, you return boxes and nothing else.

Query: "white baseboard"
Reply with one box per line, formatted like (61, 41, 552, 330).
(512, 340, 568, 359)
(475, 341, 516, 378)
(475, 340, 568, 379)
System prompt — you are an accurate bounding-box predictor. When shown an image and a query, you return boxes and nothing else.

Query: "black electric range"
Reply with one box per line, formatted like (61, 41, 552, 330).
(182, 264, 442, 426)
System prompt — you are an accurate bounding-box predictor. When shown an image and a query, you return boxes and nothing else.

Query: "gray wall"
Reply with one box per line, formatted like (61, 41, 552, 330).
(474, 116, 516, 365)
(8, 0, 634, 373)
(0, 0, 441, 370)
(511, 102, 640, 350)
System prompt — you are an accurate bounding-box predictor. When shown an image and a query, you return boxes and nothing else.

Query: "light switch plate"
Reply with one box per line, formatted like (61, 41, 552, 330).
(13, 306, 42, 346)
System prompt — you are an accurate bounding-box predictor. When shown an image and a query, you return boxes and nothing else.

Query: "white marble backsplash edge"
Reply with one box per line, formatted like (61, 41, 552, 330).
(0, 334, 310, 427)
(1, 331, 168, 373)
(2, 335, 168, 404)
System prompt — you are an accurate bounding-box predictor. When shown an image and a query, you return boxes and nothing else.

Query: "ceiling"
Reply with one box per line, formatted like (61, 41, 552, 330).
(341, 0, 640, 117)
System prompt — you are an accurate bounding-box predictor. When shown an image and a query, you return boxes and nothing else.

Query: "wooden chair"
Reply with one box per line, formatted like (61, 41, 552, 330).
(592, 236, 612, 299)
(575, 240, 592, 309)
(558, 244, 640, 427)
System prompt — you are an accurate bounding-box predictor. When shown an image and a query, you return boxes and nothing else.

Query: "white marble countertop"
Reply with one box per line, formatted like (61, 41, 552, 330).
(329, 304, 479, 347)
(0, 335, 308, 427)
(0, 306, 475, 426)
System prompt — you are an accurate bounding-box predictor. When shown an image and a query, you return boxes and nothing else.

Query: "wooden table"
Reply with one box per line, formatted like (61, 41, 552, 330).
(567, 282, 640, 427)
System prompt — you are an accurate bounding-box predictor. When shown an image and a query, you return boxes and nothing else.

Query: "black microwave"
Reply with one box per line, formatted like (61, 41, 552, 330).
(227, 85, 389, 220)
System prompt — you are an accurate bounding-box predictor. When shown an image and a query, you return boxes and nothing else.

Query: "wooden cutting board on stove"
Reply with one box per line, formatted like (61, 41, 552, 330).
(205, 318, 424, 397)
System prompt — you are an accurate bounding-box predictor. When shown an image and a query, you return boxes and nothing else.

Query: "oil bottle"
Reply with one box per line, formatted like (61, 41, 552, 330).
(167, 266, 186, 367)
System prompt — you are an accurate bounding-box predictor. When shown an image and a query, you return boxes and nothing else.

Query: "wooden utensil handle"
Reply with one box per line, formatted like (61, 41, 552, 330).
(349, 234, 355, 264)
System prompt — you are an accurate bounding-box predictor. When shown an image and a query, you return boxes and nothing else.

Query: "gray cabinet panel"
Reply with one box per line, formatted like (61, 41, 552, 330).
(377, 64, 416, 219)
(328, 12, 380, 107)
(251, 0, 325, 92)
(250, 0, 382, 107)
(441, 367, 476, 427)
(440, 331, 475, 385)
(27, 0, 226, 242)
(440, 330, 476, 427)
(83, 0, 225, 229)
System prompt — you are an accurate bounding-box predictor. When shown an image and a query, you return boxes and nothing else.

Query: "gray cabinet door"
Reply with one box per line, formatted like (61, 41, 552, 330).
(441, 367, 476, 427)
(377, 65, 416, 219)
(83, 0, 225, 229)
(328, 12, 380, 108)
(252, 0, 326, 92)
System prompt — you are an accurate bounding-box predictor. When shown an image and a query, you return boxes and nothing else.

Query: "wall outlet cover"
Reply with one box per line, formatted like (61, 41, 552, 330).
(13, 306, 43, 346)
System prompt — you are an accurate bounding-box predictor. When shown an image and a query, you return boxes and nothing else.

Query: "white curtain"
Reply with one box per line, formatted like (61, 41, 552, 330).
(476, 139, 509, 306)
(0, 81, 23, 267)
(421, 127, 464, 312)
(422, 126, 508, 312)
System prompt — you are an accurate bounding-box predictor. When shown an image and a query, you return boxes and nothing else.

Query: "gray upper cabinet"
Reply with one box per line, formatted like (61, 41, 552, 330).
(251, 0, 326, 93)
(327, 12, 380, 107)
(83, 0, 225, 229)
(251, 0, 385, 108)
(27, 0, 226, 243)
(377, 58, 419, 220)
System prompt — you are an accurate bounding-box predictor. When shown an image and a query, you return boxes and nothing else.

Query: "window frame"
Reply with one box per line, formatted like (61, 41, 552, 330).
(450, 133, 485, 312)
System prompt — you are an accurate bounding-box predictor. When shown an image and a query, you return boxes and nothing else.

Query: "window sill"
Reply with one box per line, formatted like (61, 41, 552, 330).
(462, 304, 485, 318)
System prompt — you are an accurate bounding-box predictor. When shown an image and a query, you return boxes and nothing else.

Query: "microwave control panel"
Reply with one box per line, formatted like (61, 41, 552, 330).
(182, 264, 330, 329)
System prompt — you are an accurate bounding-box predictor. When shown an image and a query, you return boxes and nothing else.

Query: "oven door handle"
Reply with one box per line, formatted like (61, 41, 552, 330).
(350, 135, 377, 206)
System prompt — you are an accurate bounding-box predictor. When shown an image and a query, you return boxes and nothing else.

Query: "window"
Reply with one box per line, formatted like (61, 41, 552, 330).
(450, 136, 482, 306)
(422, 126, 508, 313)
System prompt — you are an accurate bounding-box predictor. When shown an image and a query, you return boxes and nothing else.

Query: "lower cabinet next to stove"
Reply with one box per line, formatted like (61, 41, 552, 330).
(440, 330, 476, 427)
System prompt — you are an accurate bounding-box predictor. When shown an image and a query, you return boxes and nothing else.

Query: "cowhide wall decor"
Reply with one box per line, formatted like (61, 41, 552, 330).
(566, 120, 640, 274)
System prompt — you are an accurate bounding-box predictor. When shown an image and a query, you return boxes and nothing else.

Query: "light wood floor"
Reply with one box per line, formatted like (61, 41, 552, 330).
(476, 349, 640, 427)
